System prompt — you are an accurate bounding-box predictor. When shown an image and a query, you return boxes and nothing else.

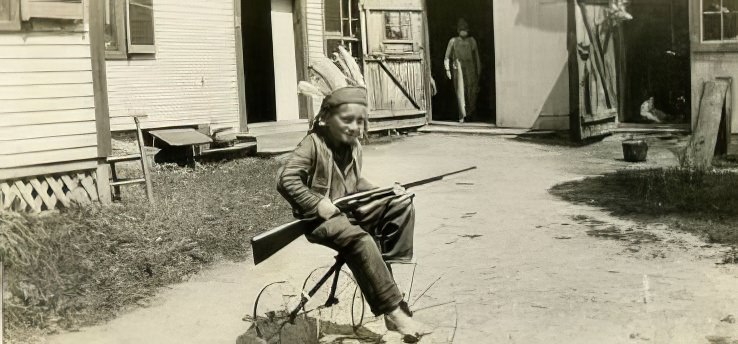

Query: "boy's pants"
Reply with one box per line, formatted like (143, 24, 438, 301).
(305, 194, 414, 316)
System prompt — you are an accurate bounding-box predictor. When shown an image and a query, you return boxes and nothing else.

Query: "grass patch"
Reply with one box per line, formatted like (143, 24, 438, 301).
(1, 158, 292, 343)
(550, 167, 738, 246)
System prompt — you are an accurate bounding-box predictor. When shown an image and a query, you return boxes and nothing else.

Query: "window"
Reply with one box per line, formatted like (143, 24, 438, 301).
(0, 0, 83, 32)
(0, 0, 21, 31)
(324, 0, 360, 59)
(105, 0, 155, 59)
(702, 0, 738, 42)
(384, 11, 411, 41)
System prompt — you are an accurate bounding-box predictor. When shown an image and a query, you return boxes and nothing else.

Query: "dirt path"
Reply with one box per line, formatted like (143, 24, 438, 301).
(48, 134, 738, 344)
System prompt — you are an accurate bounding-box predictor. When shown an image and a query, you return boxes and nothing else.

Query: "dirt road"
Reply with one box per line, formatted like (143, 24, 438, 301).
(48, 133, 738, 344)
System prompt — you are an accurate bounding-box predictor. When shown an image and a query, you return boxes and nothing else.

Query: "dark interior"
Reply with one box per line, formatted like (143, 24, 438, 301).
(427, 0, 495, 123)
(621, 0, 690, 124)
(242, 0, 277, 123)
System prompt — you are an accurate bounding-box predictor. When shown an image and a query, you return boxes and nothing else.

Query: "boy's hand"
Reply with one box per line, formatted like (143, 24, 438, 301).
(392, 182, 407, 195)
(316, 197, 340, 220)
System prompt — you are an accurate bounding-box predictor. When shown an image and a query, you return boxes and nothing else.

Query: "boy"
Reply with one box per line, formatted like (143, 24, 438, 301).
(277, 86, 431, 341)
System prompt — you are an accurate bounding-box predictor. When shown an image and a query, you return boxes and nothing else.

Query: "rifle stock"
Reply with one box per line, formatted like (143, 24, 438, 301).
(251, 166, 476, 265)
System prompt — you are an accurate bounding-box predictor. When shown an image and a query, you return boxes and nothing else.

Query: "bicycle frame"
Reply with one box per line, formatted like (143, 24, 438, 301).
(288, 256, 346, 324)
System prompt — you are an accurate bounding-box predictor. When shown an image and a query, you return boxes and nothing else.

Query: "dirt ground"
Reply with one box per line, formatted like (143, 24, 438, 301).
(47, 133, 738, 344)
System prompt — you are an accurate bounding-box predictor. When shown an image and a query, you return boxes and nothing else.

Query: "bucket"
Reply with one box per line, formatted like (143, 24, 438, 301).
(622, 139, 648, 162)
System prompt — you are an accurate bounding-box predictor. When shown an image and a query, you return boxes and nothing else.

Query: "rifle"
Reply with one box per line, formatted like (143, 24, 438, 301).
(251, 166, 476, 265)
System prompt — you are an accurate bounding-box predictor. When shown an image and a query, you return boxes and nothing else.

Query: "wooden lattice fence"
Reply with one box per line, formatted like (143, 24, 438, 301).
(0, 170, 100, 213)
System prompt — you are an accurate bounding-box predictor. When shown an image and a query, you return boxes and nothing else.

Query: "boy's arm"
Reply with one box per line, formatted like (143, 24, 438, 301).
(277, 136, 324, 217)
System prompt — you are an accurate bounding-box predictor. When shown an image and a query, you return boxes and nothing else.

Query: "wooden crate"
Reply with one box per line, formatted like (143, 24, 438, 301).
(0, 170, 99, 213)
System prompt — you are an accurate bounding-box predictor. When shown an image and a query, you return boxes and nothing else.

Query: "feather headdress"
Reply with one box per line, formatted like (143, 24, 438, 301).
(299, 46, 368, 133)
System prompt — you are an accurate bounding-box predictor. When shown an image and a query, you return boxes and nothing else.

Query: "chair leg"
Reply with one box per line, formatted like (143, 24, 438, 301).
(134, 117, 155, 203)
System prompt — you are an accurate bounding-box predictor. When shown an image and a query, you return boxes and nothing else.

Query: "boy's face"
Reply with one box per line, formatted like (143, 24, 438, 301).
(459, 30, 469, 37)
(324, 103, 367, 145)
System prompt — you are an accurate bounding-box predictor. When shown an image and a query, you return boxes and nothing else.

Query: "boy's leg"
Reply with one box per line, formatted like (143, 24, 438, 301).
(305, 214, 403, 316)
(374, 195, 415, 262)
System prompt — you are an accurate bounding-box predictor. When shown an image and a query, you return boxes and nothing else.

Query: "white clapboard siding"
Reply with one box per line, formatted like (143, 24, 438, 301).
(306, 0, 324, 62)
(106, 0, 240, 132)
(0, 28, 98, 173)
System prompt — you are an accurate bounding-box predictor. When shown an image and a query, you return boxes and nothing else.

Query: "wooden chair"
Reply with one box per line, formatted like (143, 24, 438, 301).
(106, 116, 154, 203)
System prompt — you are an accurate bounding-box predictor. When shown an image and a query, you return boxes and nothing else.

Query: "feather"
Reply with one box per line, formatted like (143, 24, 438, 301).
(337, 45, 365, 87)
(298, 81, 327, 98)
(311, 58, 348, 91)
(333, 52, 355, 85)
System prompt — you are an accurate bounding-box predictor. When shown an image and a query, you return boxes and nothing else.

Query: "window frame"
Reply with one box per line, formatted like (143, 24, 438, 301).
(126, 0, 156, 54)
(0, 0, 21, 31)
(105, 0, 128, 59)
(692, 0, 738, 52)
(323, 0, 360, 58)
(383, 10, 412, 43)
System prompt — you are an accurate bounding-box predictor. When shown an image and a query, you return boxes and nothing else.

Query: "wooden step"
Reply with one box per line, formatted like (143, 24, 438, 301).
(110, 178, 146, 187)
(107, 154, 142, 163)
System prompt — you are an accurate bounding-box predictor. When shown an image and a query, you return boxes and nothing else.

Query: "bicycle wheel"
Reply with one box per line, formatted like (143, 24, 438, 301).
(302, 265, 366, 338)
(251, 281, 318, 344)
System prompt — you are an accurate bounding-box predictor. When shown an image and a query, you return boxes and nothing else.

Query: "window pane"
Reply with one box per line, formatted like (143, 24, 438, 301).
(326, 39, 343, 55)
(726, 13, 738, 40)
(105, 0, 119, 51)
(401, 25, 411, 40)
(129, 0, 154, 46)
(726, 0, 738, 11)
(324, 0, 341, 33)
(703, 0, 723, 41)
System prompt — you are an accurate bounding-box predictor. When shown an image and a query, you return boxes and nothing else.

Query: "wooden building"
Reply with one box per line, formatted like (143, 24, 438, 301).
(103, 0, 242, 133)
(0, 0, 111, 212)
(297, 0, 737, 144)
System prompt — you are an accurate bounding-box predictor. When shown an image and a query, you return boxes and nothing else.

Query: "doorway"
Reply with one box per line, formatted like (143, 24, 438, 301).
(621, 0, 690, 125)
(241, 0, 303, 124)
(426, 0, 495, 123)
(242, 0, 276, 124)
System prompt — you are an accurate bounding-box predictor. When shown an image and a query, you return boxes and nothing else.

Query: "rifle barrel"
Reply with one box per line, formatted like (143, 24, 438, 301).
(402, 166, 476, 189)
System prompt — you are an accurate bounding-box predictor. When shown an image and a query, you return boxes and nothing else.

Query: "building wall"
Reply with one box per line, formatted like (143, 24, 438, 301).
(492, 0, 570, 129)
(106, 0, 240, 132)
(0, 32, 98, 177)
(306, 0, 325, 62)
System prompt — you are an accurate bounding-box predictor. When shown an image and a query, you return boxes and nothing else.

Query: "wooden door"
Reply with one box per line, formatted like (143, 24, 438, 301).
(361, 0, 429, 131)
(568, 0, 620, 141)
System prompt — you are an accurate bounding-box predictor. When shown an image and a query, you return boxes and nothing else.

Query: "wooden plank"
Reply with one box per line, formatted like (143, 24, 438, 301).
(0, 121, 97, 141)
(0, 146, 98, 168)
(0, 83, 94, 100)
(0, 96, 95, 114)
(0, 159, 96, 180)
(23, 0, 84, 20)
(0, 108, 95, 127)
(89, 0, 111, 158)
(4, 133, 97, 154)
(684, 80, 731, 169)
(0, 71, 92, 86)
(0, 44, 90, 59)
(576, 1, 616, 109)
(368, 115, 426, 132)
(0, 58, 91, 73)
(0, 33, 87, 45)
(233, 0, 247, 131)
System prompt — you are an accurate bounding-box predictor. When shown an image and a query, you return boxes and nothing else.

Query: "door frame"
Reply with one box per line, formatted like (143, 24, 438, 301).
(234, 0, 248, 131)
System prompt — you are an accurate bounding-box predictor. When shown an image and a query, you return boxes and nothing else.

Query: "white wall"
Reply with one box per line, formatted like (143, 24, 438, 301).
(106, 0, 240, 132)
(271, 0, 300, 122)
(493, 0, 570, 129)
(0, 32, 98, 174)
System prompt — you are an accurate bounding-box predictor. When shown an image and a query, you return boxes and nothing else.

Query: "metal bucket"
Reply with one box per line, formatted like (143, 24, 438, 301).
(622, 139, 648, 162)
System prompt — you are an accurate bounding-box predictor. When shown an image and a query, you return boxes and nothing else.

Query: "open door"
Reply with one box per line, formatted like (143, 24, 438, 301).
(568, 0, 620, 141)
(361, 0, 429, 131)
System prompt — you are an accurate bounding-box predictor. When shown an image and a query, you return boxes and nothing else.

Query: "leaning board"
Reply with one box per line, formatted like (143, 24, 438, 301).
(684, 80, 731, 169)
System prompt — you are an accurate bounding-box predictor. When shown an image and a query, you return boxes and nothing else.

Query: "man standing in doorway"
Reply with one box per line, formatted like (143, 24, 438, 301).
(444, 18, 481, 123)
